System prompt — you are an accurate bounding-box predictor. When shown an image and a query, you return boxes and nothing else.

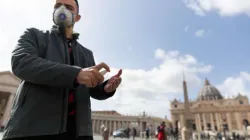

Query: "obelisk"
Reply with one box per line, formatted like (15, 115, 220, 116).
(181, 73, 193, 140)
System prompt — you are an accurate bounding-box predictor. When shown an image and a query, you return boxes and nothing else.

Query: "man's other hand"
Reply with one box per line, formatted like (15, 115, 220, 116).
(104, 69, 122, 93)
(76, 62, 110, 87)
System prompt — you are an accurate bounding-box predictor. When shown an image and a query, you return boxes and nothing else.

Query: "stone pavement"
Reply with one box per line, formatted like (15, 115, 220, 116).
(96, 136, 181, 140)
(93, 136, 180, 140)
(0, 133, 159, 140)
(0, 133, 182, 140)
(93, 135, 159, 140)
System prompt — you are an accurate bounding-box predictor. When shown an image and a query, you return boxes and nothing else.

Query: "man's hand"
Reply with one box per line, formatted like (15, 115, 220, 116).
(104, 69, 122, 93)
(76, 62, 110, 87)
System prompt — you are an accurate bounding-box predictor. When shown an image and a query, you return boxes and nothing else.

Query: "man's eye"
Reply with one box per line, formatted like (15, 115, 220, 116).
(66, 6, 73, 11)
(54, 4, 61, 8)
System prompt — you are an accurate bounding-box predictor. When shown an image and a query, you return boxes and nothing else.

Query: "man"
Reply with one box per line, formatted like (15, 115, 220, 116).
(132, 127, 137, 140)
(126, 127, 130, 138)
(145, 127, 150, 139)
(2, 0, 122, 140)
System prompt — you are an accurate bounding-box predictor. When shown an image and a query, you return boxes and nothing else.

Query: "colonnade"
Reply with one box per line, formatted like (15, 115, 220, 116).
(173, 112, 250, 132)
(92, 119, 150, 135)
(0, 93, 14, 127)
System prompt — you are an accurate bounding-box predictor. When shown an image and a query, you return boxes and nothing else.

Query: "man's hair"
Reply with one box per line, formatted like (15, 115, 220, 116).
(74, 0, 79, 14)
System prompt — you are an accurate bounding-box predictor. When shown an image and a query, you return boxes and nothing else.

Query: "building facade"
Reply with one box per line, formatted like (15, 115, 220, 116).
(170, 78, 250, 135)
(0, 71, 168, 135)
(91, 110, 169, 135)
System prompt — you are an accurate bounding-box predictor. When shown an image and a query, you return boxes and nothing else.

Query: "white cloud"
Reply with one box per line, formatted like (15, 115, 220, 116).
(217, 72, 250, 98)
(184, 0, 250, 17)
(92, 48, 213, 117)
(195, 29, 205, 37)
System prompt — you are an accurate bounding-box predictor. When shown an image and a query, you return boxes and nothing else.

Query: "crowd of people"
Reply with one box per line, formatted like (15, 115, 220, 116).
(103, 122, 247, 140)
(121, 122, 177, 140)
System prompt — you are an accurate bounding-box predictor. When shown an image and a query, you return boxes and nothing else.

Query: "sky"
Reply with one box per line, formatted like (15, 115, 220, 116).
(1, 0, 250, 118)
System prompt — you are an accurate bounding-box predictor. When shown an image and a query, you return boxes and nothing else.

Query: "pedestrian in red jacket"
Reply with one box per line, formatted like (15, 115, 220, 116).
(157, 122, 166, 140)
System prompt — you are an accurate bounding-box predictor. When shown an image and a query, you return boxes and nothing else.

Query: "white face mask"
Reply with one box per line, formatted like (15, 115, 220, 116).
(53, 5, 75, 27)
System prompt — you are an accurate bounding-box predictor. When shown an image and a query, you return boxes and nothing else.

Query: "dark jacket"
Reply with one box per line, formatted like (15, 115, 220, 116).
(3, 26, 115, 139)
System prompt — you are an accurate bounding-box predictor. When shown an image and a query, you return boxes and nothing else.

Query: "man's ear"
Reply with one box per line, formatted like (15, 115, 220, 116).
(75, 15, 81, 22)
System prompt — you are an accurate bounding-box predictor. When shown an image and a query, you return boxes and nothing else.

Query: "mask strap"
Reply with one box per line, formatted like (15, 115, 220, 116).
(52, 9, 57, 24)
(71, 13, 75, 26)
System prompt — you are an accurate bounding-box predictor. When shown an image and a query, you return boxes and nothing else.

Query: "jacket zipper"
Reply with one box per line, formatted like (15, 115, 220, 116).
(59, 38, 70, 133)
(71, 41, 79, 136)
(72, 41, 77, 66)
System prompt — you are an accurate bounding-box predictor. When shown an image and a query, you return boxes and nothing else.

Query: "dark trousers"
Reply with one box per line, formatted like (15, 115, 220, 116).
(4, 115, 93, 140)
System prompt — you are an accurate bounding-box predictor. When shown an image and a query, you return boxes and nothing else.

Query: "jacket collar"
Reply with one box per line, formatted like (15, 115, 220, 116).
(51, 25, 79, 40)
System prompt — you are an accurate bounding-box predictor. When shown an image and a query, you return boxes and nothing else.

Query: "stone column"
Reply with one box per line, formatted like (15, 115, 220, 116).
(197, 113, 202, 131)
(180, 114, 185, 129)
(92, 119, 96, 133)
(194, 114, 199, 131)
(210, 113, 215, 131)
(114, 121, 117, 131)
(120, 121, 123, 128)
(202, 113, 207, 130)
(118, 121, 120, 129)
(226, 112, 232, 131)
(218, 113, 223, 128)
(109, 120, 112, 133)
(101, 120, 104, 126)
(105, 120, 108, 128)
(1, 94, 15, 127)
(215, 113, 220, 131)
(99, 120, 101, 133)
(96, 120, 100, 133)
(111, 121, 114, 133)
(235, 112, 241, 130)
(140, 122, 143, 133)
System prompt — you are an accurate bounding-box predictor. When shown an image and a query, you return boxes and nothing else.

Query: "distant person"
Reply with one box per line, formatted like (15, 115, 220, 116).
(145, 127, 150, 139)
(232, 132, 236, 140)
(2, 0, 122, 140)
(126, 127, 130, 138)
(132, 127, 137, 140)
(157, 122, 166, 140)
(101, 124, 106, 140)
(169, 125, 174, 139)
(236, 133, 240, 139)
(217, 132, 222, 140)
